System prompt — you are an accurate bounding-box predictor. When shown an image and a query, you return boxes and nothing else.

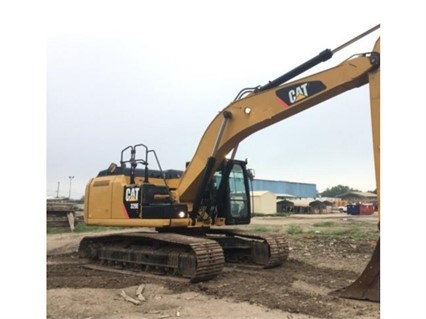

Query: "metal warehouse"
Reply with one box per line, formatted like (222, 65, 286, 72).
(251, 179, 316, 198)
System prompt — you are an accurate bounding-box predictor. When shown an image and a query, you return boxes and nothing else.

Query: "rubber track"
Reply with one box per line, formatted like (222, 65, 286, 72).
(78, 232, 224, 282)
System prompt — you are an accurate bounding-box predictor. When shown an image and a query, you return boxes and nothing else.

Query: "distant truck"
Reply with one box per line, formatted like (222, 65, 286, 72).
(338, 206, 348, 213)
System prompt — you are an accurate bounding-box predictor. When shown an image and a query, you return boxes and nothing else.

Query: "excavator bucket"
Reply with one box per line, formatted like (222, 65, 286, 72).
(337, 238, 380, 302)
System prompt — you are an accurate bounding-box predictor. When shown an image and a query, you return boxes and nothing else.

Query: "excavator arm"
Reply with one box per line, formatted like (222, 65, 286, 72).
(337, 38, 380, 302)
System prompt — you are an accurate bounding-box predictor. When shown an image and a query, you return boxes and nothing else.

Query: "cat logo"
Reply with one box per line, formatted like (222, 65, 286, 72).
(288, 83, 309, 103)
(276, 81, 326, 106)
(125, 187, 140, 202)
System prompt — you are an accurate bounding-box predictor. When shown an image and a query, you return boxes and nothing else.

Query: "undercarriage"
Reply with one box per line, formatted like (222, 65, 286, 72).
(78, 228, 289, 282)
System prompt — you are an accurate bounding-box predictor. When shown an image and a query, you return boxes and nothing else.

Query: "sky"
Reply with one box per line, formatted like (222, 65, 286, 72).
(2, 1, 426, 318)
(45, 1, 385, 198)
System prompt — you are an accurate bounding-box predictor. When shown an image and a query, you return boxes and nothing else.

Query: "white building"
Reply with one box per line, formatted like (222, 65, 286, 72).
(251, 190, 276, 214)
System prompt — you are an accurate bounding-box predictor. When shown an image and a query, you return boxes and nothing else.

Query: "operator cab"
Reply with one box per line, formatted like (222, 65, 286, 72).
(212, 159, 251, 225)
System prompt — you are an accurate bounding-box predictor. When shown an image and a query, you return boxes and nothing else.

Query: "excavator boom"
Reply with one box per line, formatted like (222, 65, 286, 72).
(177, 39, 380, 204)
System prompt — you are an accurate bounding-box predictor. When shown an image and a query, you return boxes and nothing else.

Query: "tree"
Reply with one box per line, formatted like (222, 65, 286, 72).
(320, 185, 360, 198)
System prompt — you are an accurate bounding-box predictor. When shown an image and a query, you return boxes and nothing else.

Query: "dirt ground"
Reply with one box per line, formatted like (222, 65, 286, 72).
(47, 213, 380, 319)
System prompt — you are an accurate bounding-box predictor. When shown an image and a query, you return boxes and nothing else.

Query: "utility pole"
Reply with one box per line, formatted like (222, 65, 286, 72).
(56, 181, 60, 198)
(68, 176, 74, 199)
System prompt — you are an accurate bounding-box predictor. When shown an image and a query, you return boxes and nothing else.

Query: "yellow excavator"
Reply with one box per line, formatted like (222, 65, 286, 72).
(79, 25, 380, 302)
